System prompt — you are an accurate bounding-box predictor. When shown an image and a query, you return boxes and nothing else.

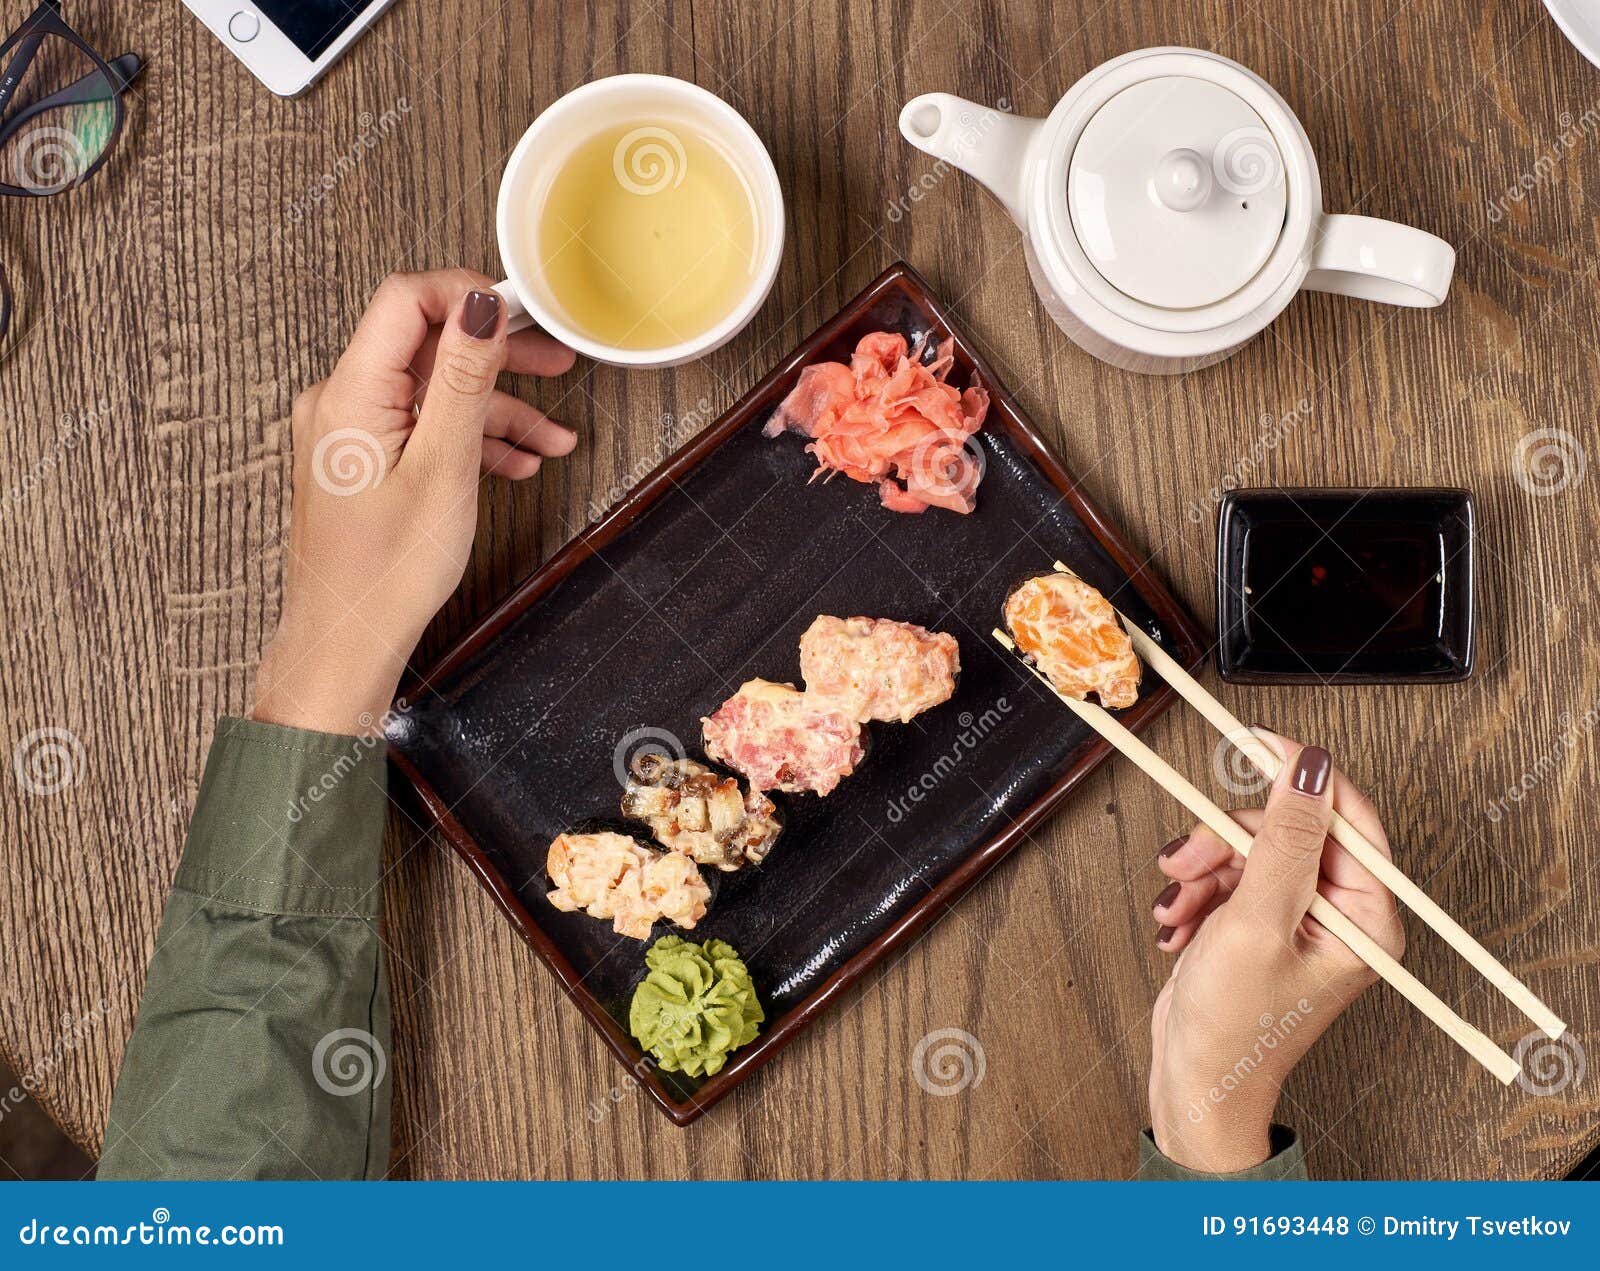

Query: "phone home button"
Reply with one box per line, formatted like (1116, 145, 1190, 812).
(227, 11, 260, 42)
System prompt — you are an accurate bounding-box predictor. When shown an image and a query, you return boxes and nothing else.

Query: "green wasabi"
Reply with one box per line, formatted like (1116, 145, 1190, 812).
(629, 936, 764, 1077)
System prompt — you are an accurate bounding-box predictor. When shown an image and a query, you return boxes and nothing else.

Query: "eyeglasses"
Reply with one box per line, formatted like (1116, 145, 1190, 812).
(0, 1, 143, 349)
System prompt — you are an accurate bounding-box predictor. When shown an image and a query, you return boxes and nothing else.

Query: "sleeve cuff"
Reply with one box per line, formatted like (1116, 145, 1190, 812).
(1137, 1125, 1307, 1180)
(172, 717, 389, 919)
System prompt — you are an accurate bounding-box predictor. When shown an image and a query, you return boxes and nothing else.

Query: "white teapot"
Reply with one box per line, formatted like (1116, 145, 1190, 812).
(899, 47, 1455, 374)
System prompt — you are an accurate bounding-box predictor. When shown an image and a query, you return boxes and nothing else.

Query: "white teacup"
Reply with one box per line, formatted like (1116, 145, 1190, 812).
(490, 74, 785, 368)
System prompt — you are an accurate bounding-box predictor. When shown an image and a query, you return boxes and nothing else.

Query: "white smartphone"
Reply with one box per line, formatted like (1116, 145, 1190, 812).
(179, 1, 400, 97)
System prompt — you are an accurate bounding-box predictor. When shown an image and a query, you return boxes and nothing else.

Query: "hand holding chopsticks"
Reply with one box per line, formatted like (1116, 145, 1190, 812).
(1064, 556, 1566, 1046)
(993, 597, 1550, 1087)
(1146, 748, 1412, 1170)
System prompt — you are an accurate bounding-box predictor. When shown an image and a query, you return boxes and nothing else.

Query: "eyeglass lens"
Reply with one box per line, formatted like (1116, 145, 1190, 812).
(0, 27, 117, 194)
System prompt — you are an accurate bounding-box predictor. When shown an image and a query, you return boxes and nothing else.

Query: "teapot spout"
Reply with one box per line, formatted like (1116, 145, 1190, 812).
(898, 93, 1040, 230)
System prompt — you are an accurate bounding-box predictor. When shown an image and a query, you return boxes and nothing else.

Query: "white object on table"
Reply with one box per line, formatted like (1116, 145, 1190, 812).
(1545, 1, 1600, 70)
(898, 47, 1456, 375)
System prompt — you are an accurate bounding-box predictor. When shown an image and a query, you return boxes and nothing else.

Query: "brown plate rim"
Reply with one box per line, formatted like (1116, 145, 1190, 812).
(389, 260, 1207, 1126)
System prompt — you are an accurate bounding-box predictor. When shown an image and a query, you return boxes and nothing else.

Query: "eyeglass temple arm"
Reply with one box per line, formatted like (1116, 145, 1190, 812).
(0, 32, 48, 121)
(0, 52, 142, 154)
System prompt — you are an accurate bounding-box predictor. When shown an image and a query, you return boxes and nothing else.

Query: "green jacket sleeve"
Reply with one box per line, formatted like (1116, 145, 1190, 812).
(1136, 1125, 1308, 1180)
(98, 718, 391, 1181)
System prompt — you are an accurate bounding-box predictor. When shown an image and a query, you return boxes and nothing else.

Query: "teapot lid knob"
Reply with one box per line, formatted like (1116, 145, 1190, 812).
(1067, 76, 1288, 310)
(1152, 148, 1212, 212)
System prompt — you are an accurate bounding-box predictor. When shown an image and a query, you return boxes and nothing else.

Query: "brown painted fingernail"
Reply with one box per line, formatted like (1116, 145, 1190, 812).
(1158, 835, 1188, 858)
(1156, 925, 1176, 947)
(1154, 881, 1181, 913)
(1290, 746, 1331, 797)
(461, 290, 502, 339)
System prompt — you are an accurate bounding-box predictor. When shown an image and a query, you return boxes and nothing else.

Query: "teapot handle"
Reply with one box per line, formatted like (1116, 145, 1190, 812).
(1304, 214, 1455, 308)
(898, 93, 1039, 230)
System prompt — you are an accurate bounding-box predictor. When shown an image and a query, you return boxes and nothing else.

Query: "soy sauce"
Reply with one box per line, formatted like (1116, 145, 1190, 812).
(1243, 519, 1444, 659)
(1216, 489, 1474, 684)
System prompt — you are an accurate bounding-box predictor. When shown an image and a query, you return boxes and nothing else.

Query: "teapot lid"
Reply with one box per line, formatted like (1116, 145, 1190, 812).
(1067, 75, 1288, 310)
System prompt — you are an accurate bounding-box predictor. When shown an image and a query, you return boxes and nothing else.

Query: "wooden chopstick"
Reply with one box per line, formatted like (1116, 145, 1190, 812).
(993, 628, 1522, 1086)
(1049, 560, 1566, 1042)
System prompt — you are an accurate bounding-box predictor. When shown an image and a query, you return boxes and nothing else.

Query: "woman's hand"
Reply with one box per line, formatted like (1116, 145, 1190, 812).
(1147, 734, 1403, 1173)
(252, 270, 577, 736)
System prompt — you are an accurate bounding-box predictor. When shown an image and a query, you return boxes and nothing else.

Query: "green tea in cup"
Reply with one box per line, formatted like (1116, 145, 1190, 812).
(536, 124, 760, 351)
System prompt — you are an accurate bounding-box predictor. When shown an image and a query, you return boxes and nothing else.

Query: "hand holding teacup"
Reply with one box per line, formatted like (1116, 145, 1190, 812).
(255, 78, 781, 732)
(252, 270, 576, 736)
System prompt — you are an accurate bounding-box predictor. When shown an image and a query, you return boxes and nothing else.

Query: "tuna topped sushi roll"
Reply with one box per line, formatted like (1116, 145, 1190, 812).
(701, 679, 865, 797)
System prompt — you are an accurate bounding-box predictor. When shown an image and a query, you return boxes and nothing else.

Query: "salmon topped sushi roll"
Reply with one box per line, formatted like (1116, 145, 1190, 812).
(701, 679, 865, 796)
(799, 615, 960, 724)
(1004, 573, 1141, 709)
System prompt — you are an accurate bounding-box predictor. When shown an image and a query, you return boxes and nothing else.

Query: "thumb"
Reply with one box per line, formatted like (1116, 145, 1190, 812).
(405, 289, 506, 475)
(1233, 743, 1334, 935)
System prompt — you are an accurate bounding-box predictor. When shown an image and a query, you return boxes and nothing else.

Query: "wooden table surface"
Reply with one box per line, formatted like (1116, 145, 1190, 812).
(3, 0, 1597, 1181)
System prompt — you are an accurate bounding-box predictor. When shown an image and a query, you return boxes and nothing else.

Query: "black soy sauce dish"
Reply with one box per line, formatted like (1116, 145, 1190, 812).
(1216, 488, 1475, 685)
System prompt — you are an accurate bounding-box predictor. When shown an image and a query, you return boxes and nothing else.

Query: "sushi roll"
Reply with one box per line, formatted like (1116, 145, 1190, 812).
(1003, 573, 1141, 709)
(701, 679, 865, 796)
(620, 753, 783, 872)
(799, 615, 960, 724)
(545, 831, 710, 940)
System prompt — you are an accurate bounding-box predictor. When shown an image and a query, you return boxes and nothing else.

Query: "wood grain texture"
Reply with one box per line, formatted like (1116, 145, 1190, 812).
(1, 0, 1596, 1179)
